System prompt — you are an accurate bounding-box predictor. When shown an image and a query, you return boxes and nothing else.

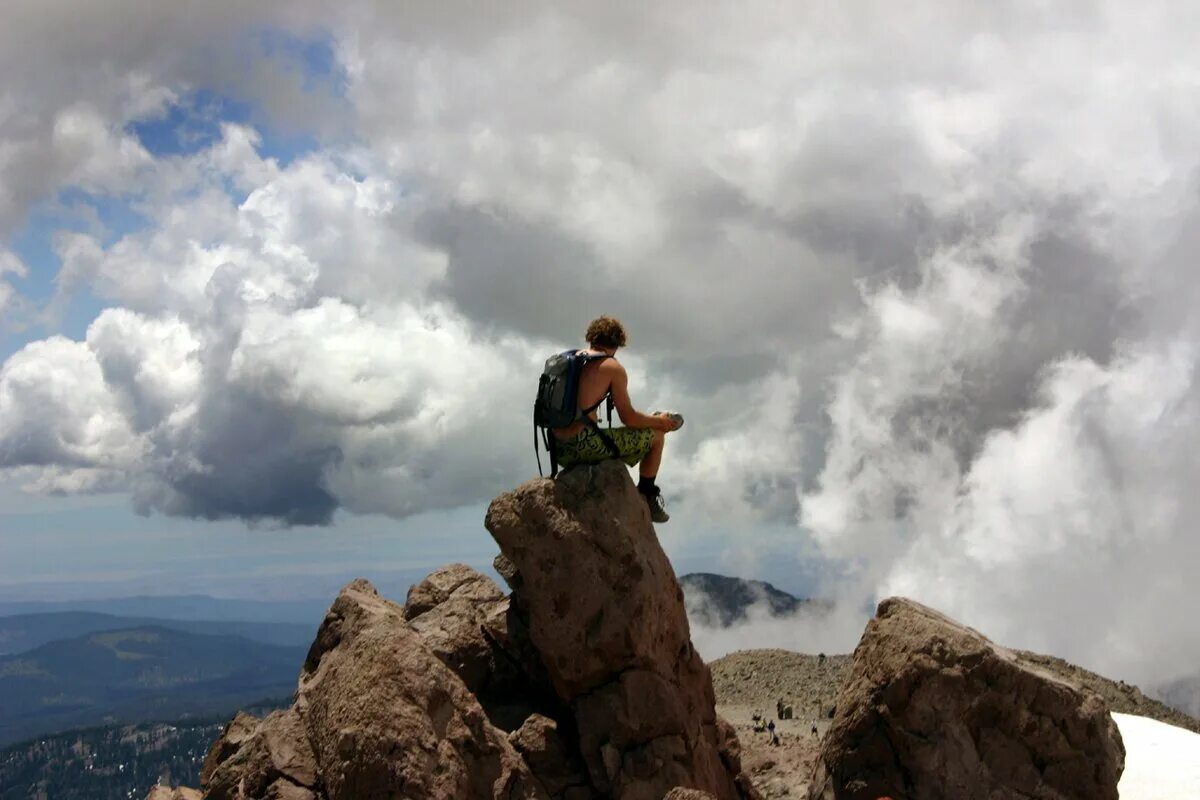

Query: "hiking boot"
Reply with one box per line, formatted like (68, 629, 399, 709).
(641, 486, 670, 523)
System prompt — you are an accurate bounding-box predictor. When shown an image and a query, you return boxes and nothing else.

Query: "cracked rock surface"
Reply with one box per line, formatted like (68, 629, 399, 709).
(806, 597, 1126, 800)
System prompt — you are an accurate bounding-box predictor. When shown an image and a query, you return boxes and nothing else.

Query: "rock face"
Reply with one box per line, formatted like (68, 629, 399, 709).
(486, 461, 755, 800)
(807, 598, 1126, 800)
(199, 461, 755, 800)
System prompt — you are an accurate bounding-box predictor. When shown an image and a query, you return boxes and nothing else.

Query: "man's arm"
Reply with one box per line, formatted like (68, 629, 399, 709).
(607, 360, 675, 431)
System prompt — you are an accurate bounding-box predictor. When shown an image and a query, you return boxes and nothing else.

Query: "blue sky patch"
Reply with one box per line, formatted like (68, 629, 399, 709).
(129, 90, 251, 158)
(0, 191, 148, 359)
(128, 89, 319, 166)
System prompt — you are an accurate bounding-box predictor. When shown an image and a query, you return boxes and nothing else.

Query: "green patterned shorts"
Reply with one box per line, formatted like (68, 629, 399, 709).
(556, 426, 654, 468)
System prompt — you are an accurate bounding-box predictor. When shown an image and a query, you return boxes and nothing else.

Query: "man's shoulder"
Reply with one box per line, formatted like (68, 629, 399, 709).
(596, 355, 625, 373)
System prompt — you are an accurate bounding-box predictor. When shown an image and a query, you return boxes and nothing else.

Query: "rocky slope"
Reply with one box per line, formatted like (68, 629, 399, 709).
(1015, 650, 1200, 735)
(197, 461, 757, 800)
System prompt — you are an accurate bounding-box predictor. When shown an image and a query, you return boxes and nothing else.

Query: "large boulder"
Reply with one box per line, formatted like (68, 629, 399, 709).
(297, 579, 546, 799)
(486, 460, 756, 800)
(807, 597, 1126, 800)
(402, 564, 512, 697)
(202, 579, 547, 800)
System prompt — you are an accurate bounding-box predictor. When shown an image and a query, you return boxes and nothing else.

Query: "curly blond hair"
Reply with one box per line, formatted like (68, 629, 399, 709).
(585, 315, 627, 349)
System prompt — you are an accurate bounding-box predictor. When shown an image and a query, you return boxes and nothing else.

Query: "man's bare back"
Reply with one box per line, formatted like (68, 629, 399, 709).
(553, 352, 674, 440)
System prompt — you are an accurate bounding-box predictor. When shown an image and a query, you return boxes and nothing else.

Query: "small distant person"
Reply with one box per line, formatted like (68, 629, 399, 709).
(546, 316, 683, 522)
(811, 723, 818, 738)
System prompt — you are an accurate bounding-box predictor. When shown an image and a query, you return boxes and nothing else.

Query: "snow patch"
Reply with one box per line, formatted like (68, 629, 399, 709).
(1114, 713, 1200, 798)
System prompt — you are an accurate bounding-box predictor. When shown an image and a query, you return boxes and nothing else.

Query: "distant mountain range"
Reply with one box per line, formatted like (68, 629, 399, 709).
(678, 572, 821, 628)
(0, 612, 315, 655)
(0, 626, 304, 747)
(0, 594, 329, 625)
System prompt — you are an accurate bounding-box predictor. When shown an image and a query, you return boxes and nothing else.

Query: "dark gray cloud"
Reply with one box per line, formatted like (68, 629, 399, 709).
(145, 388, 342, 526)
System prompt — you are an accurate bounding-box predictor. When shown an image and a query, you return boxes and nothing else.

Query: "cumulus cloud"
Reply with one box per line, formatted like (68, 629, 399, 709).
(1, 122, 535, 525)
(1, 0, 1200, 690)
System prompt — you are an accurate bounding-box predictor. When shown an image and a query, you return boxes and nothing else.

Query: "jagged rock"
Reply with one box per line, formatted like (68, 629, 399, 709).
(144, 788, 202, 800)
(509, 713, 594, 798)
(297, 579, 547, 799)
(404, 563, 560, 732)
(203, 579, 546, 800)
(807, 597, 1126, 800)
(404, 562, 505, 620)
(403, 564, 508, 693)
(203, 708, 318, 800)
(486, 460, 757, 800)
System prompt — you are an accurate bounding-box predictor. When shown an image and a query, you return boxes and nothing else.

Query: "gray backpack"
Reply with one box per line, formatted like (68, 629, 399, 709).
(533, 350, 619, 476)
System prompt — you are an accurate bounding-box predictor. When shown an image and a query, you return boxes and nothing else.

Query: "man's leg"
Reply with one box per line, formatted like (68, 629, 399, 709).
(636, 429, 669, 523)
(608, 426, 670, 523)
(640, 428, 665, 480)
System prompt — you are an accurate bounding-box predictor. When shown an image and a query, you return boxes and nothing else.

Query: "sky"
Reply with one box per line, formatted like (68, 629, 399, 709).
(1, 1, 1199, 692)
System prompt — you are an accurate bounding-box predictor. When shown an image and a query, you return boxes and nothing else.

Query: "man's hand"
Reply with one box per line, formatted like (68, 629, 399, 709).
(655, 411, 684, 431)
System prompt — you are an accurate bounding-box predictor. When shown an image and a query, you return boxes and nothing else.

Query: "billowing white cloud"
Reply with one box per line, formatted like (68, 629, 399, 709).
(1, 123, 532, 525)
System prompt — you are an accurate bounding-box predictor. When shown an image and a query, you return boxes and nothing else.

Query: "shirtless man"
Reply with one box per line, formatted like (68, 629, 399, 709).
(552, 315, 682, 522)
